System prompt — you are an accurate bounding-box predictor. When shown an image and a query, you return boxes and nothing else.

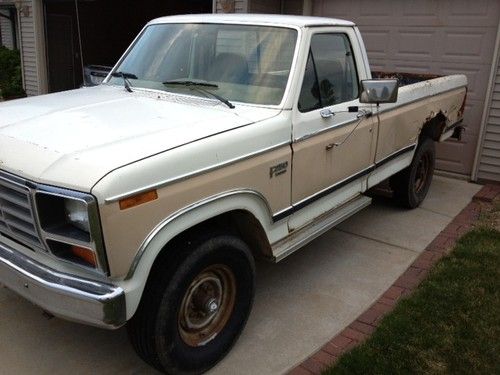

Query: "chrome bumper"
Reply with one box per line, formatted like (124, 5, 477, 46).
(0, 241, 126, 329)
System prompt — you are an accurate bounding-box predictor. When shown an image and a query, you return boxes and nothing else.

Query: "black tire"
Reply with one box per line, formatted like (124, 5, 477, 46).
(390, 138, 435, 208)
(127, 233, 255, 374)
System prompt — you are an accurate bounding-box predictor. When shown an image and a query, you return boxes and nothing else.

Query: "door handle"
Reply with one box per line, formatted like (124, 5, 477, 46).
(320, 108, 334, 119)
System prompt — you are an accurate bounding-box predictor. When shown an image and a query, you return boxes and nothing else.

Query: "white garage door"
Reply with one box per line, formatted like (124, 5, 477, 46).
(313, 0, 500, 176)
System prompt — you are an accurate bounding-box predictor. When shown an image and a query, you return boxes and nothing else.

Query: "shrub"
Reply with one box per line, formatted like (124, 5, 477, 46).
(0, 46, 25, 99)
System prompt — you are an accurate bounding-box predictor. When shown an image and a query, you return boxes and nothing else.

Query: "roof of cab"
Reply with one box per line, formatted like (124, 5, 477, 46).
(148, 13, 355, 28)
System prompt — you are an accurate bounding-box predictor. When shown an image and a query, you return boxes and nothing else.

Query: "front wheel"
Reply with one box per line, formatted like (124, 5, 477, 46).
(390, 138, 435, 208)
(127, 234, 255, 374)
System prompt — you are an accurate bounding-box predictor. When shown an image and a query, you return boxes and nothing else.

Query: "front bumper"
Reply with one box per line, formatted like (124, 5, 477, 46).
(0, 241, 126, 329)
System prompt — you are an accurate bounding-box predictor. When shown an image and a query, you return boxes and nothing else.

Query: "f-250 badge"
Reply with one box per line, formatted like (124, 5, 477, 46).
(270, 162, 288, 178)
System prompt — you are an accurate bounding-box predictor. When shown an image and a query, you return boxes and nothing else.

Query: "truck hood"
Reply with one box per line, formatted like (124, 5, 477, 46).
(0, 85, 280, 191)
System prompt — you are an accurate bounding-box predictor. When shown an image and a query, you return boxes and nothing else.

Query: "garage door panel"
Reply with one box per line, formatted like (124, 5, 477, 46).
(440, 64, 491, 103)
(461, 103, 485, 136)
(401, 0, 440, 18)
(314, 0, 354, 19)
(316, 0, 499, 27)
(359, 25, 496, 65)
(435, 132, 477, 174)
(358, 0, 392, 17)
(395, 30, 437, 60)
(359, 28, 391, 60)
(447, 0, 500, 27)
(442, 30, 496, 64)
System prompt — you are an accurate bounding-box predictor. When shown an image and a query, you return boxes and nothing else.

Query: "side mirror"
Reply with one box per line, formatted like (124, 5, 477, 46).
(360, 79, 398, 104)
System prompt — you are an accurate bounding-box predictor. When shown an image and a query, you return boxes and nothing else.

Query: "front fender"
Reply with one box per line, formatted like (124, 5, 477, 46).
(117, 189, 286, 320)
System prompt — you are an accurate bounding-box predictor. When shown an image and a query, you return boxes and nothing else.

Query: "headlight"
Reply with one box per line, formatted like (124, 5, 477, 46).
(65, 199, 90, 233)
(35, 190, 107, 273)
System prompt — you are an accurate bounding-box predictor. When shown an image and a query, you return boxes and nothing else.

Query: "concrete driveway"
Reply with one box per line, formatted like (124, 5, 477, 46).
(0, 176, 481, 374)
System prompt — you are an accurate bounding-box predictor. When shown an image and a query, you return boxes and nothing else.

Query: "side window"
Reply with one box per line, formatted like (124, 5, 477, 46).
(298, 51, 321, 112)
(298, 33, 359, 112)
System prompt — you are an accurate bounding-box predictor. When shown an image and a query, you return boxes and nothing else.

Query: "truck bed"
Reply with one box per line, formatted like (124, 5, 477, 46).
(372, 71, 442, 87)
(370, 71, 467, 146)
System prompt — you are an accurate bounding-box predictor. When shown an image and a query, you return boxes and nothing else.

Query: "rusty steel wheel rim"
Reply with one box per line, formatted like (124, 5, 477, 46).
(415, 151, 431, 194)
(178, 264, 236, 347)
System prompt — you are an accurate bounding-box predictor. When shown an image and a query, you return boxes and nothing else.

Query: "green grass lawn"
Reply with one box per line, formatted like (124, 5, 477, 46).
(324, 225, 500, 375)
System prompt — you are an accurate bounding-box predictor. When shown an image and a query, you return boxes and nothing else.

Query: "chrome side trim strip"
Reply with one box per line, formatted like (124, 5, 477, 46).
(375, 143, 417, 168)
(294, 117, 360, 143)
(293, 165, 373, 208)
(125, 189, 273, 279)
(273, 164, 373, 222)
(272, 143, 417, 222)
(0, 240, 125, 329)
(105, 141, 291, 203)
(272, 195, 372, 262)
(271, 206, 294, 222)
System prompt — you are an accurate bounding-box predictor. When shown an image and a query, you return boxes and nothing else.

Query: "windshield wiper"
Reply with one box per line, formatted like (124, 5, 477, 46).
(163, 79, 218, 88)
(111, 71, 137, 93)
(163, 80, 235, 109)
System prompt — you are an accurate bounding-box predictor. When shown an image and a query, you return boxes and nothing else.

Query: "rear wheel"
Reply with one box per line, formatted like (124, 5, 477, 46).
(390, 138, 435, 208)
(127, 233, 255, 374)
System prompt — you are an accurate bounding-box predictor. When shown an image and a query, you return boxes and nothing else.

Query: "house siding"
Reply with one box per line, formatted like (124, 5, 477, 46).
(477, 45, 500, 182)
(249, 0, 281, 14)
(215, 0, 247, 13)
(283, 0, 305, 15)
(20, 1, 38, 96)
(0, 0, 40, 96)
(0, 8, 14, 49)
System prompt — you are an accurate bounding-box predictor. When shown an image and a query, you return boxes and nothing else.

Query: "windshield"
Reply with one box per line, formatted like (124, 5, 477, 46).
(107, 23, 298, 105)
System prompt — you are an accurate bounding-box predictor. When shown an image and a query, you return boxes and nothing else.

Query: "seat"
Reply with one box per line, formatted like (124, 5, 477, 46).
(314, 59, 346, 105)
(207, 53, 249, 84)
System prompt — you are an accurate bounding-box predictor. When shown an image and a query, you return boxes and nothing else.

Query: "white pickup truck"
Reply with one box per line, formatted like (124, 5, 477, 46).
(0, 14, 467, 374)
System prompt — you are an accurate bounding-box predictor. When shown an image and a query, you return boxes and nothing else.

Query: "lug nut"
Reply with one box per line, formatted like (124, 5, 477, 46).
(206, 298, 218, 313)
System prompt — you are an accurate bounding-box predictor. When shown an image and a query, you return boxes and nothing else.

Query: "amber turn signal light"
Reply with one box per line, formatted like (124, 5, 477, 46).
(71, 245, 97, 267)
(119, 190, 158, 210)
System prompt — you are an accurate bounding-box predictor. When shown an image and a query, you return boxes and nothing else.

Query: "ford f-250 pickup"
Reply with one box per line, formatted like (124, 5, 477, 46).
(0, 14, 467, 374)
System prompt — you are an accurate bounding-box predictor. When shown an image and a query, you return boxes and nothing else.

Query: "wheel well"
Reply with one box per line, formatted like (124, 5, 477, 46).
(419, 111, 447, 143)
(151, 210, 272, 273)
(190, 210, 272, 259)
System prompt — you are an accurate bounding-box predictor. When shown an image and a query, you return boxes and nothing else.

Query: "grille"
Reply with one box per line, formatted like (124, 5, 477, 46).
(0, 173, 43, 249)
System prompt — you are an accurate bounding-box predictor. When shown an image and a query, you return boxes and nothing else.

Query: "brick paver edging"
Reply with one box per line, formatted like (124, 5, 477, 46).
(289, 184, 500, 375)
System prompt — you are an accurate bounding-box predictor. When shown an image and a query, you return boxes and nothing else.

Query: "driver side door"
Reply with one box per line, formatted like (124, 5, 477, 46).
(289, 30, 376, 230)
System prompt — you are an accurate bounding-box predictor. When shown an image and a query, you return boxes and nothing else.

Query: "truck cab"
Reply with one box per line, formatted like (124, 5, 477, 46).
(0, 14, 467, 374)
